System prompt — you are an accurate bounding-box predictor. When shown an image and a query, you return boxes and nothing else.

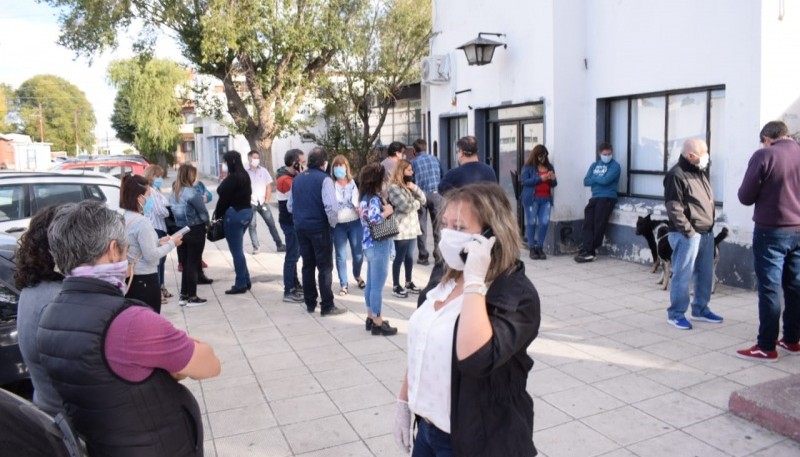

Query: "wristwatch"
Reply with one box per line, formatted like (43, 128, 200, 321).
(463, 283, 488, 296)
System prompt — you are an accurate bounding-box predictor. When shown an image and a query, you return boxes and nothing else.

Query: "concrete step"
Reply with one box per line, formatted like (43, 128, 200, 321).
(729, 373, 800, 442)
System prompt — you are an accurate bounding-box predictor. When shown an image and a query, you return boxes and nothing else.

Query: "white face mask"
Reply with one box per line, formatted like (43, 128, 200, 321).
(222, 164, 229, 173)
(697, 154, 710, 170)
(438, 228, 476, 271)
(250, 158, 260, 168)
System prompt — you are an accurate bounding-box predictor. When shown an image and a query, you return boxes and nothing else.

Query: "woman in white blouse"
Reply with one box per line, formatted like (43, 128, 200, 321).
(393, 182, 541, 457)
(331, 155, 365, 295)
(144, 165, 173, 303)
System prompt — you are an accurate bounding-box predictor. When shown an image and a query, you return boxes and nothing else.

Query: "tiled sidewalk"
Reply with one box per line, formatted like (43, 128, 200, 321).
(162, 233, 800, 457)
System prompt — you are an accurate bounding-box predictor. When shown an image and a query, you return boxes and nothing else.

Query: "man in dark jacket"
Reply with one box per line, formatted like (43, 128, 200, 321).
(664, 138, 723, 330)
(288, 147, 345, 315)
(276, 149, 305, 303)
(736, 120, 800, 362)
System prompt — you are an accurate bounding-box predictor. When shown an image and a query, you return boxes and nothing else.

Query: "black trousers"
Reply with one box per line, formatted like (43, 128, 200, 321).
(126, 273, 161, 313)
(581, 197, 617, 255)
(178, 224, 206, 297)
(296, 227, 334, 312)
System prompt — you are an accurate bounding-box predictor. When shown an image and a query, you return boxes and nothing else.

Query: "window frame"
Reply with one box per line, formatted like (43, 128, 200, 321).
(603, 85, 725, 203)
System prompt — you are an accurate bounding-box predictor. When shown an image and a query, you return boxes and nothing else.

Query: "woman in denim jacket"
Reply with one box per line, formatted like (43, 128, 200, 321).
(169, 164, 209, 306)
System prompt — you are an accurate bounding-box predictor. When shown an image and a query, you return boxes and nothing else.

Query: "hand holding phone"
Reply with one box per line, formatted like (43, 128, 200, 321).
(461, 228, 496, 288)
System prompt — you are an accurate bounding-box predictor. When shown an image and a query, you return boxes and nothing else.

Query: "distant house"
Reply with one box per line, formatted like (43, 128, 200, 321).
(0, 134, 52, 171)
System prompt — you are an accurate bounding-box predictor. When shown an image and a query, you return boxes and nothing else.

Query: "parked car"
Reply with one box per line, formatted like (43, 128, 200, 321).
(0, 232, 25, 396)
(51, 154, 150, 177)
(0, 171, 121, 235)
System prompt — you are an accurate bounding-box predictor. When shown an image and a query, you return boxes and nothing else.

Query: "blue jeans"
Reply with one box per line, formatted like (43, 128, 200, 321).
(525, 200, 551, 249)
(248, 204, 283, 249)
(333, 219, 364, 288)
(667, 231, 713, 320)
(224, 207, 253, 289)
(280, 222, 301, 296)
(297, 228, 335, 311)
(364, 239, 391, 316)
(393, 239, 415, 287)
(753, 226, 800, 350)
(412, 419, 453, 457)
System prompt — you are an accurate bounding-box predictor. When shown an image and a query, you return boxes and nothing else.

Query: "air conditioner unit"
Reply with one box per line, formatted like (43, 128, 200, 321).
(421, 55, 451, 85)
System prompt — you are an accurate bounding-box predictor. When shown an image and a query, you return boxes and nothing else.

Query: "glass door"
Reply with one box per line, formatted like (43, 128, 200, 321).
(493, 120, 544, 236)
(496, 123, 519, 207)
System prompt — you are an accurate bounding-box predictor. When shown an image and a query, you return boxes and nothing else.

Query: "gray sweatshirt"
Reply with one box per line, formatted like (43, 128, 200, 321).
(124, 211, 175, 275)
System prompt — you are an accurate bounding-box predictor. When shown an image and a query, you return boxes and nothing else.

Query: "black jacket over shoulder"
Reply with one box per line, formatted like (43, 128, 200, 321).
(38, 277, 203, 457)
(450, 261, 541, 457)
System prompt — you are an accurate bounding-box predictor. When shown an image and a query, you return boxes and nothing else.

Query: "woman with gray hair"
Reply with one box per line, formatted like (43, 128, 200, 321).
(38, 200, 221, 457)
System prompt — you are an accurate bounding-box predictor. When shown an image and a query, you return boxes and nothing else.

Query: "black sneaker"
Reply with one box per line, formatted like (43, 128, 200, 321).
(321, 306, 347, 316)
(225, 286, 248, 295)
(277, 245, 286, 252)
(365, 317, 374, 331)
(537, 247, 547, 260)
(574, 252, 596, 263)
(198, 275, 214, 285)
(186, 296, 207, 307)
(282, 292, 304, 303)
(371, 320, 398, 336)
(392, 285, 408, 298)
(405, 282, 421, 294)
(529, 248, 539, 260)
(417, 257, 430, 266)
(178, 294, 188, 306)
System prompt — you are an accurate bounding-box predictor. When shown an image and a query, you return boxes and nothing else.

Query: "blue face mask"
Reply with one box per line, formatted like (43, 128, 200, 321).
(600, 154, 612, 164)
(333, 166, 347, 179)
(153, 178, 164, 188)
(143, 196, 154, 214)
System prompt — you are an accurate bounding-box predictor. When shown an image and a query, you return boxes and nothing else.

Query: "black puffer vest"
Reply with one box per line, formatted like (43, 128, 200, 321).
(38, 277, 203, 457)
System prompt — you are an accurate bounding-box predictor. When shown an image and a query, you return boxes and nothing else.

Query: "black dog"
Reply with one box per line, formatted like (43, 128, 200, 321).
(636, 214, 729, 292)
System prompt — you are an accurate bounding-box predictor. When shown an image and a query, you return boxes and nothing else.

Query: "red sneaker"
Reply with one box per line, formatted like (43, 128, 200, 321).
(178, 263, 184, 272)
(777, 339, 800, 354)
(736, 345, 778, 362)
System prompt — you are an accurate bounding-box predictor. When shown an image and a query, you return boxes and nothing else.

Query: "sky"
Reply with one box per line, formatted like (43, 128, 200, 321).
(0, 1, 185, 143)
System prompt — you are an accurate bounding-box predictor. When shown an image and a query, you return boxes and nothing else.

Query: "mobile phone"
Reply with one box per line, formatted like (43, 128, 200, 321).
(460, 227, 495, 262)
(174, 226, 191, 237)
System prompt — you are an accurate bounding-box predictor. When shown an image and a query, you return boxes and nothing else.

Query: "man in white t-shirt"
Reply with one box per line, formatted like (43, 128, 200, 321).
(246, 150, 285, 253)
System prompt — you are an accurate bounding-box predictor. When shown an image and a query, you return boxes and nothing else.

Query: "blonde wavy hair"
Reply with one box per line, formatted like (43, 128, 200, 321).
(440, 182, 522, 284)
(389, 159, 413, 186)
(143, 164, 164, 185)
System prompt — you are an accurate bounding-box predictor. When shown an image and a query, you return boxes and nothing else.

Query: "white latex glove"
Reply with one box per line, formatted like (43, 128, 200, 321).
(463, 234, 496, 287)
(392, 399, 412, 453)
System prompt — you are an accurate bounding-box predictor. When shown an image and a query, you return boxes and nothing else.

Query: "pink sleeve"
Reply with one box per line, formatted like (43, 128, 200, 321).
(105, 307, 196, 382)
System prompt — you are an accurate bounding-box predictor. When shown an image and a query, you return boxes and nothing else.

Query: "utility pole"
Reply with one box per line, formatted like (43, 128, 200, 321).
(38, 103, 44, 142)
(74, 109, 79, 155)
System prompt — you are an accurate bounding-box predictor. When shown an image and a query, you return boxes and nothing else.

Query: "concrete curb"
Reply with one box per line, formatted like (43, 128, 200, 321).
(729, 373, 800, 442)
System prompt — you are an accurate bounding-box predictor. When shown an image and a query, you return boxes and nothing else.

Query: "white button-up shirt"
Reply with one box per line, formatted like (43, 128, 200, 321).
(247, 166, 273, 205)
(407, 280, 463, 433)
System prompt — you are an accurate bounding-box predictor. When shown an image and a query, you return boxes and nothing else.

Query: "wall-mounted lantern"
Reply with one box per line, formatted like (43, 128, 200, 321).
(457, 32, 506, 66)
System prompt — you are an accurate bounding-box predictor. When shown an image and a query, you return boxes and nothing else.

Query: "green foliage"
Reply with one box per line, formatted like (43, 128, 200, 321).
(43, 0, 365, 172)
(312, 0, 432, 172)
(110, 93, 136, 145)
(15, 74, 96, 154)
(107, 57, 186, 166)
(0, 83, 14, 132)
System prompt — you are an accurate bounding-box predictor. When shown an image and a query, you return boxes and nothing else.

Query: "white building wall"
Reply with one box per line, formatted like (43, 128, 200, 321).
(429, 0, 800, 242)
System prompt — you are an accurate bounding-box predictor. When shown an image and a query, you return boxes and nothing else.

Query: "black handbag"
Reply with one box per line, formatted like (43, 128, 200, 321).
(207, 219, 225, 242)
(369, 198, 399, 241)
(369, 214, 399, 241)
(165, 207, 179, 235)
